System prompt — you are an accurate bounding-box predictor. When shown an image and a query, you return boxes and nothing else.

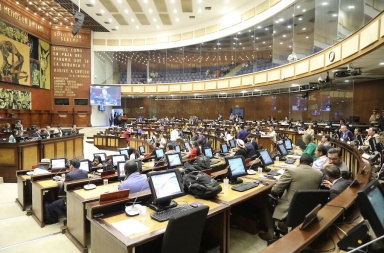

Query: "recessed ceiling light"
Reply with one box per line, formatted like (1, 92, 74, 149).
(263, 41, 265, 44)
(298, 17, 302, 21)
(306, 36, 309, 39)
(156, 25, 159, 28)
(291, 84, 300, 86)
(131, 18, 134, 22)
(254, 89, 261, 91)
(332, 14, 338, 17)
(344, 80, 349, 82)
(144, 0, 148, 3)
(322, 2, 328, 5)
(109, 18, 112, 22)
(280, 42, 283, 44)
(241, 90, 246, 93)
(198, 9, 202, 13)
(176, 18, 179, 22)
(287, 25, 291, 28)
(348, 6, 355, 9)
(136, 25, 139, 29)
(173, 9, 177, 13)
(257, 26, 262, 29)
(302, 27, 306, 30)
(125, 9, 128, 13)
(283, 34, 286, 37)
(302, 9, 306, 12)
(380, 62, 384, 65)
(279, 18, 283, 21)
(153, 18, 157, 22)
(297, 5, 300, 8)
(172, 0, 175, 3)
(101, 9, 104, 13)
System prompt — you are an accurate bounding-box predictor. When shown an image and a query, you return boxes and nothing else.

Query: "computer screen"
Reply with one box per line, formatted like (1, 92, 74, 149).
(204, 148, 213, 158)
(229, 139, 236, 148)
(94, 153, 107, 162)
(79, 160, 90, 172)
(51, 158, 66, 169)
(291, 96, 308, 111)
(278, 144, 288, 156)
(284, 139, 293, 150)
(155, 148, 164, 159)
(356, 180, 384, 237)
(259, 150, 274, 166)
(221, 143, 229, 153)
(120, 149, 128, 157)
(227, 156, 247, 177)
(139, 146, 145, 154)
(117, 161, 126, 179)
(175, 145, 181, 152)
(184, 142, 190, 149)
(148, 169, 184, 201)
(111, 155, 126, 167)
(166, 153, 183, 168)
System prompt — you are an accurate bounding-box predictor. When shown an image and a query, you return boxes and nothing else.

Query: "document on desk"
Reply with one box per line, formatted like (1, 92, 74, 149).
(111, 218, 150, 237)
(286, 155, 301, 159)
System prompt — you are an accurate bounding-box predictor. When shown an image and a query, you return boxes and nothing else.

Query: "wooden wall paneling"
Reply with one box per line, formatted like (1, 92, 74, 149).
(56, 142, 65, 158)
(75, 138, 83, 158)
(66, 140, 74, 160)
(353, 80, 384, 123)
(22, 146, 39, 171)
(43, 143, 55, 159)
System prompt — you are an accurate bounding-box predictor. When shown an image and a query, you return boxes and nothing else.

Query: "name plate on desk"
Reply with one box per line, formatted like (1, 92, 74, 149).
(100, 189, 130, 205)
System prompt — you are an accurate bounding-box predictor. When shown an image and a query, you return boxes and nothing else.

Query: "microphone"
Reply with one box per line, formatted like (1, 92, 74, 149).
(125, 177, 150, 216)
(84, 172, 96, 190)
(52, 166, 67, 181)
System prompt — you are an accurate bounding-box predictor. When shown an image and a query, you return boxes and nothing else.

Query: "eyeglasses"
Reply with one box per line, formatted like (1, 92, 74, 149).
(328, 157, 340, 161)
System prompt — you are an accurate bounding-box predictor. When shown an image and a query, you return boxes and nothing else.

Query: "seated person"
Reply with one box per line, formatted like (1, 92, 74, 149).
(322, 148, 348, 172)
(340, 125, 353, 141)
(188, 141, 201, 157)
(71, 125, 79, 134)
(32, 129, 42, 138)
(295, 134, 317, 161)
(312, 145, 328, 171)
(128, 147, 140, 160)
(42, 126, 51, 139)
(323, 165, 351, 200)
(320, 134, 332, 147)
(246, 134, 259, 151)
(50, 159, 88, 221)
(150, 142, 161, 156)
(234, 139, 247, 158)
(353, 128, 363, 145)
(92, 156, 103, 167)
(56, 125, 63, 137)
(244, 137, 256, 158)
(2, 123, 11, 132)
(268, 126, 277, 140)
(33, 158, 51, 174)
(305, 124, 315, 139)
(15, 120, 23, 131)
(198, 132, 206, 146)
(165, 144, 177, 154)
(259, 154, 323, 241)
(118, 160, 149, 193)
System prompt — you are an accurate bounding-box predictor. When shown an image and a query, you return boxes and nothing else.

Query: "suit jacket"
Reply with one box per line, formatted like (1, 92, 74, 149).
(32, 132, 40, 138)
(330, 178, 351, 200)
(272, 165, 323, 220)
(59, 169, 88, 192)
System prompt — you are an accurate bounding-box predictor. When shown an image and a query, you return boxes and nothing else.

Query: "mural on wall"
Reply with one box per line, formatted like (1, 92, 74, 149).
(0, 87, 31, 109)
(29, 34, 40, 87)
(38, 39, 50, 89)
(0, 20, 28, 44)
(0, 34, 30, 85)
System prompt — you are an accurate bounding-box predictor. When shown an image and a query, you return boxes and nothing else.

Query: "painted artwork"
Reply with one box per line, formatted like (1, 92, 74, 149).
(39, 39, 50, 89)
(0, 87, 32, 109)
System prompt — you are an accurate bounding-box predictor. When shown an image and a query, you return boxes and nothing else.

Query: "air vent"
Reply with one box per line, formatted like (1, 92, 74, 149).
(205, 7, 211, 10)
(104, 22, 110, 24)
(189, 16, 195, 19)
(86, 4, 94, 7)
(96, 13, 102, 16)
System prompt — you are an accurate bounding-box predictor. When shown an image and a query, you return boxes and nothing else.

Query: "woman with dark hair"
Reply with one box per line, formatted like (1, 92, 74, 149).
(128, 147, 140, 160)
(188, 141, 201, 157)
(92, 156, 103, 167)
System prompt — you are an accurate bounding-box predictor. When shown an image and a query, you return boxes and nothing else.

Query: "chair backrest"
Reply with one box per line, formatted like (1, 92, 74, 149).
(285, 190, 330, 228)
(296, 138, 307, 150)
(161, 205, 209, 253)
(206, 140, 212, 148)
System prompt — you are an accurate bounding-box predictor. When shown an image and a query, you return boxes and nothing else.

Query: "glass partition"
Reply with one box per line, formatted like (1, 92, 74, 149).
(92, 1, 378, 85)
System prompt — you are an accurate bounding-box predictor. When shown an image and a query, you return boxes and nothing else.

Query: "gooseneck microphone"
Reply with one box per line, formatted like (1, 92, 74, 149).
(125, 177, 150, 216)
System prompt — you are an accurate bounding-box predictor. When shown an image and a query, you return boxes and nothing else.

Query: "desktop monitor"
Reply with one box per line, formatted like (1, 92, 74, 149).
(51, 158, 67, 169)
(93, 153, 107, 162)
(175, 145, 181, 153)
(204, 147, 214, 158)
(147, 169, 185, 211)
(284, 139, 293, 150)
(225, 156, 247, 184)
(258, 150, 274, 168)
(155, 148, 164, 159)
(277, 143, 288, 156)
(184, 142, 190, 149)
(356, 180, 384, 237)
(229, 139, 236, 148)
(111, 155, 126, 167)
(117, 161, 126, 180)
(120, 149, 128, 157)
(139, 146, 145, 154)
(165, 152, 183, 169)
(221, 143, 229, 153)
(79, 160, 91, 172)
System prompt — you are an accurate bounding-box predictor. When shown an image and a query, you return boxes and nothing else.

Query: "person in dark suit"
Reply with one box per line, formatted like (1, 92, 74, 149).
(50, 159, 88, 222)
(323, 165, 351, 200)
(32, 129, 41, 138)
(198, 132, 206, 146)
(353, 128, 364, 145)
(100, 88, 112, 104)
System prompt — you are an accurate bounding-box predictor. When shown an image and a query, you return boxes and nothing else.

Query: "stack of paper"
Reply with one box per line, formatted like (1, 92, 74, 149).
(111, 219, 150, 237)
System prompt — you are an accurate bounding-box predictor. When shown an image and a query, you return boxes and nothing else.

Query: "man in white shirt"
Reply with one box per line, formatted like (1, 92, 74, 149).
(170, 127, 179, 146)
(312, 145, 328, 170)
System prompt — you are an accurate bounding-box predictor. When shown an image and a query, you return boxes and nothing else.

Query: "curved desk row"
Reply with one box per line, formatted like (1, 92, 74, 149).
(0, 134, 84, 182)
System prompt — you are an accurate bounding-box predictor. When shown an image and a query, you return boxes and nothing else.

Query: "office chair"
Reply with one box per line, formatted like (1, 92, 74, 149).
(268, 190, 330, 245)
(296, 138, 307, 150)
(137, 205, 209, 253)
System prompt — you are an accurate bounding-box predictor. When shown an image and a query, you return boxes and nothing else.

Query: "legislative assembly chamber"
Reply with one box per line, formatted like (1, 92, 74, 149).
(1, 0, 384, 252)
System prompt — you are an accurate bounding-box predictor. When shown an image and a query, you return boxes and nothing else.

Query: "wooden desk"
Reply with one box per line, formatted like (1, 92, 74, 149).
(16, 170, 32, 211)
(86, 195, 229, 253)
(65, 179, 121, 253)
(93, 135, 127, 150)
(0, 134, 84, 182)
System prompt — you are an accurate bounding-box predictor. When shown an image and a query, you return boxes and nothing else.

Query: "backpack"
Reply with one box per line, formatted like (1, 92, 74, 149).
(182, 171, 222, 199)
(196, 156, 211, 169)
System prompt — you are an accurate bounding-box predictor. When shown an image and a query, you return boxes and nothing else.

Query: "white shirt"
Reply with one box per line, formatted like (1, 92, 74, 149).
(129, 154, 136, 160)
(312, 155, 328, 170)
(170, 129, 179, 141)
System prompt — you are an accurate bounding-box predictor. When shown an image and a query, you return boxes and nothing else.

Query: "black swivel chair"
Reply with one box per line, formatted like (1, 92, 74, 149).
(137, 205, 209, 253)
(268, 190, 330, 245)
(296, 138, 307, 150)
